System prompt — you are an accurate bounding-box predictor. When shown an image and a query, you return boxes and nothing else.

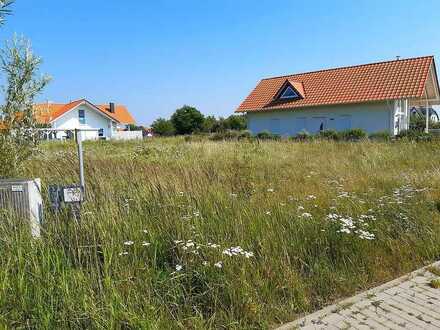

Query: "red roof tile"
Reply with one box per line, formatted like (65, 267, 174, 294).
(33, 100, 135, 124)
(236, 56, 435, 113)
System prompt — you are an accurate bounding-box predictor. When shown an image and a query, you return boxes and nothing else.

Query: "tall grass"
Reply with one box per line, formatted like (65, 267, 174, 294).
(2, 138, 440, 328)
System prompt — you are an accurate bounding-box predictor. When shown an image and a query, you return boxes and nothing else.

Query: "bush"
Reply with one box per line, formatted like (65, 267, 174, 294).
(292, 130, 313, 141)
(396, 129, 433, 142)
(340, 128, 367, 141)
(256, 130, 280, 140)
(369, 131, 391, 141)
(209, 130, 251, 141)
(318, 129, 341, 141)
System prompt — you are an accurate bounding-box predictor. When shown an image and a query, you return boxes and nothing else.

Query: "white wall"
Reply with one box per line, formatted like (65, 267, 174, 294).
(51, 103, 114, 140)
(112, 131, 143, 140)
(247, 101, 395, 136)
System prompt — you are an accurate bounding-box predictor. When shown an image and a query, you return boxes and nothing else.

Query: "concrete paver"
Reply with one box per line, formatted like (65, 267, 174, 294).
(277, 261, 440, 330)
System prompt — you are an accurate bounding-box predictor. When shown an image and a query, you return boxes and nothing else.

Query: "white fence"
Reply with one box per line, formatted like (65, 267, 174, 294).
(112, 131, 143, 140)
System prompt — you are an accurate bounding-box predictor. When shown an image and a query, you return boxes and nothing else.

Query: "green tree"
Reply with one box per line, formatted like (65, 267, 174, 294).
(224, 115, 247, 130)
(171, 105, 204, 135)
(202, 115, 217, 133)
(151, 118, 175, 136)
(0, 36, 51, 177)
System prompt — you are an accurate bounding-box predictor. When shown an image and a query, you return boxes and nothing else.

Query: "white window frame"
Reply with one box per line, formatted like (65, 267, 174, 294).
(79, 109, 86, 125)
(279, 86, 298, 99)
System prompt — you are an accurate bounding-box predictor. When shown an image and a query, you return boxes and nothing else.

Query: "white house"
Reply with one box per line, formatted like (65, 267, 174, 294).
(34, 99, 142, 140)
(236, 56, 440, 136)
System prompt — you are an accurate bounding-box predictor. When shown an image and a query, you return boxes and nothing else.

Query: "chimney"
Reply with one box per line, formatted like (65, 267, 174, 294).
(109, 102, 115, 113)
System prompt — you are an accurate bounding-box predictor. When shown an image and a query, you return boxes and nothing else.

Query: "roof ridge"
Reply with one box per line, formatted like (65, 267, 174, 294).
(261, 55, 434, 81)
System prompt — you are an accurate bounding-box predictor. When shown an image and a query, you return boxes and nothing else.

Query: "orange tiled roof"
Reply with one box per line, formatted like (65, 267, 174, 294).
(236, 56, 435, 113)
(96, 104, 135, 124)
(33, 99, 135, 124)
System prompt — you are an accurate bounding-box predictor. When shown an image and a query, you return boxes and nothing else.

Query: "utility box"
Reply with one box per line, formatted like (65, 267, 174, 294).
(0, 179, 43, 238)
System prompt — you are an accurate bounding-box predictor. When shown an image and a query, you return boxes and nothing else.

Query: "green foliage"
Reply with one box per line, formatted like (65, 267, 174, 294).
(319, 129, 340, 141)
(202, 115, 217, 133)
(294, 130, 313, 141)
(369, 131, 391, 141)
(0, 1, 13, 25)
(209, 129, 251, 141)
(224, 115, 247, 131)
(151, 117, 175, 136)
(409, 114, 439, 131)
(171, 105, 205, 135)
(396, 129, 433, 142)
(0, 36, 50, 177)
(256, 130, 280, 140)
(339, 128, 367, 141)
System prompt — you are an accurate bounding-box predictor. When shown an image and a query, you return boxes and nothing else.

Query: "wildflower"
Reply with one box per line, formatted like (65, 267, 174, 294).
(119, 251, 129, 256)
(203, 261, 209, 266)
(357, 230, 375, 240)
(178, 192, 184, 196)
(280, 202, 286, 206)
(124, 241, 134, 246)
(174, 240, 183, 245)
(267, 188, 274, 193)
(143, 229, 148, 234)
(265, 211, 271, 215)
(214, 262, 223, 268)
(142, 242, 151, 246)
(230, 193, 238, 198)
(244, 252, 254, 258)
(301, 213, 313, 219)
(306, 195, 316, 200)
(297, 206, 305, 211)
(175, 264, 183, 271)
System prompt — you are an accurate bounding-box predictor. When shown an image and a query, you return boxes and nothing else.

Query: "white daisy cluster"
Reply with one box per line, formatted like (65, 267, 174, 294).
(378, 184, 427, 206)
(327, 213, 376, 240)
(222, 246, 254, 258)
(301, 212, 313, 219)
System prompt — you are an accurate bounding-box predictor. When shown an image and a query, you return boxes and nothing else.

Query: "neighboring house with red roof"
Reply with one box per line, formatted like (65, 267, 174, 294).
(236, 56, 440, 136)
(33, 99, 139, 140)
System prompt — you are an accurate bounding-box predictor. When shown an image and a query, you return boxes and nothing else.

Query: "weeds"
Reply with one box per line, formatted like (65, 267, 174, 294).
(1, 138, 439, 328)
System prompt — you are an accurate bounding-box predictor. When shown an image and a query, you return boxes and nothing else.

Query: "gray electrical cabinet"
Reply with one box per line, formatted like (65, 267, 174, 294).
(0, 179, 43, 238)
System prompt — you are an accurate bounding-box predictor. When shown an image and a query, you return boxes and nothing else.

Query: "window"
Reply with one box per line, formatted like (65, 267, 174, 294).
(279, 86, 298, 99)
(79, 109, 86, 124)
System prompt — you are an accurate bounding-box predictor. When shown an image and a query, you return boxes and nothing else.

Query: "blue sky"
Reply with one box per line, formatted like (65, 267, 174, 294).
(1, 0, 439, 125)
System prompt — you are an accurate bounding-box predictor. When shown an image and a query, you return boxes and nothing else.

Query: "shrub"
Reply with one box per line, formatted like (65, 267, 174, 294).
(209, 130, 251, 141)
(396, 129, 433, 142)
(369, 131, 391, 141)
(293, 130, 313, 142)
(319, 129, 341, 141)
(256, 130, 280, 140)
(340, 128, 367, 141)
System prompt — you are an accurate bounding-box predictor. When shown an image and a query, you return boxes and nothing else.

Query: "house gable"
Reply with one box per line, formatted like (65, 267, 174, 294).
(49, 100, 120, 124)
(236, 56, 435, 113)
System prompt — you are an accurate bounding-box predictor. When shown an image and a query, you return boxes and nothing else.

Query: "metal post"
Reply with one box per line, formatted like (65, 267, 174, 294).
(425, 99, 429, 133)
(75, 129, 85, 197)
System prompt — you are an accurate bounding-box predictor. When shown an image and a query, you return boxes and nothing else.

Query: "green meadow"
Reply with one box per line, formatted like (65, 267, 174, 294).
(2, 138, 440, 329)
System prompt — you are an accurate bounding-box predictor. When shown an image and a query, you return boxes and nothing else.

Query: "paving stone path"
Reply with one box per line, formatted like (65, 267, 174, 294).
(278, 261, 440, 329)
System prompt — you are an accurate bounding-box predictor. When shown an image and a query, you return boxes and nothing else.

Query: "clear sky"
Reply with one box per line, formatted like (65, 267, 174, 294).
(1, 0, 439, 125)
